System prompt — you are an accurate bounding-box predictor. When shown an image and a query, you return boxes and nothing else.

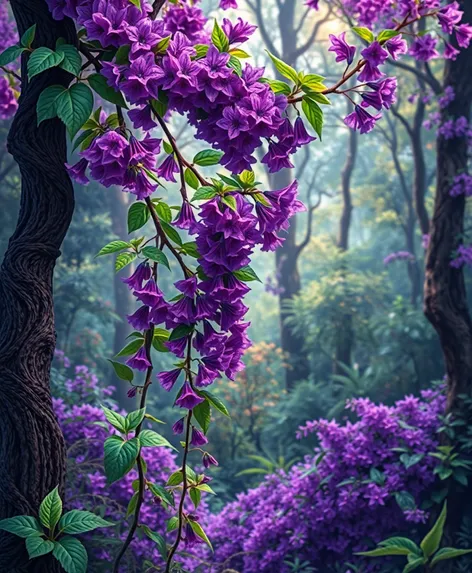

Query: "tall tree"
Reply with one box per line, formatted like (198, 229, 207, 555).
(0, 1, 74, 570)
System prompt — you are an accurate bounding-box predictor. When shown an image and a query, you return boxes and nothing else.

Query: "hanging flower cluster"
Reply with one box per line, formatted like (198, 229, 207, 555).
(0, 0, 18, 119)
(1, 0, 469, 571)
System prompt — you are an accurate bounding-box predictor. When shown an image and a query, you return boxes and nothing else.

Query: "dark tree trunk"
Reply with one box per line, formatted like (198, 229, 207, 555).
(0, 1, 75, 570)
(424, 0, 472, 540)
(110, 189, 134, 407)
(333, 119, 357, 374)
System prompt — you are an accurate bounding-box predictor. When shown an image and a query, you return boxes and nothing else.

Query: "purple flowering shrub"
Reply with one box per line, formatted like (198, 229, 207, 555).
(205, 389, 445, 573)
(0, 0, 18, 119)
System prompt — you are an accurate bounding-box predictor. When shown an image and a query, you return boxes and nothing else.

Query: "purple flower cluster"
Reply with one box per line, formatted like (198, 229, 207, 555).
(450, 173, 472, 197)
(451, 244, 472, 268)
(203, 390, 445, 573)
(437, 115, 470, 139)
(383, 250, 416, 265)
(0, 1, 18, 120)
(439, 85, 455, 109)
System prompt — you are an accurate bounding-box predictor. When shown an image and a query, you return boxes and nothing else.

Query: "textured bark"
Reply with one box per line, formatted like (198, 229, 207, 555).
(424, 0, 472, 416)
(110, 189, 134, 408)
(0, 1, 75, 571)
(333, 120, 357, 374)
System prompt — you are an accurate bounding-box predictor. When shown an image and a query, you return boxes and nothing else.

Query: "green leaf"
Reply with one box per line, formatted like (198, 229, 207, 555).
(96, 240, 130, 257)
(166, 471, 184, 487)
(0, 516, 43, 538)
(128, 0, 141, 8)
(377, 29, 400, 43)
(58, 511, 113, 535)
(39, 486, 62, 532)
(0, 45, 26, 66)
(193, 400, 211, 434)
(150, 96, 168, 118)
(155, 201, 172, 223)
(108, 360, 134, 383)
(167, 516, 179, 532)
(141, 525, 167, 560)
(160, 220, 183, 246)
(115, 45, 130, 65)
(115, 251, 137, 272)
(192, 186, 218, 201)
(194, 45, 209, 59)
(115, 339, 144, 358)
(395, 491, 416, 511)
(189, 488, 201, 509)
(169, 324, 193, 342)
(103, 436, 140, 484)
(228, 56, 242, 76)
(126, 408, 146, 432)
(128, 202, 149, 233)
(199, 390, 230, 417)
(72, 129, 95, 152)
(229, 48, 250, 58)
(266, 51, 299, 84)
(21, 25, 36, 49)
(431, 547, 472, 566)
(141, 246, 170, 270)
(303, 92, 331, 105)
(155, 36, 171, 55)
(402, 559, 425, 573)
(182, 241, 200, 258)
(193, 150, 224, 167)
(189, 520, 213, 550)
(149, 484, 174, 508)
(102, 406, 127, 432)
(222, 195, 237, 212)
(87, 73, 127, 108)
(139, 430, 177, 451)
(26, 537, 54, 559)
(264, 79, 292, 95)
(28, 47, 65, 79)
(421, 501, 447, 557)
(185, 168, 200, 190)
(357, 546, 415, 557)
(352, 26, 375, 43)
(36, 85, 65, 125)
(56, 44, 82, 76)
(211, 20, 230, 53)
(126, 492, 139, 518)
(233, 265, 261, 283)
(52, 536, 88, 573)
(302, 97, 323, 140)
(56, 83, 94, 138)
(378, 537, 421, 555)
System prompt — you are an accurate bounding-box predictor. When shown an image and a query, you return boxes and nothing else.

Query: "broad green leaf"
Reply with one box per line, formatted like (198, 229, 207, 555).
(129, 0, 141, 8)
(264, 79, 292, 95)
(182, 241, 200, 258)
(357, 546, 415, 557)
(155, 36, 171, 55)
(58, 511, 113, 535)
(189, 520, 213, 550)
(87, 73, 127, 108)
(377, 29, 400, 43)
(0, 45, 26, 66)
(420, 502, 447, 557)
(304, 92, 331, 105)
(103, 436, 140, 484)
(160, 220, 182, 246)
(193, 400, 211, 434)
(192, 186, 218, 201)
(115, 251, 137, 272)
(378, 537, 421, 555)
(169, 324, 193, 342)
(194, 44, 209, 59)
(352, 26, 375, 43)
(139, 429, 176, 450)
(26, 537, 54, 559)
(229, 48, 250, 58)
(395, 491, 416, 511)
(431, 547, 472, 566)
(403, 558, 426, 573)
(56, 83, 94, 138)
(37, 85, 65, 125)
(57, 44, 82, 76)
(167, 516, 179, 532)
(149, 484, 174, 507)
(266, 51, 299, 84)
(115, 45, 130, 65)
(102, 406, 127, 432)
(115, 339, 144, 358)
(72, 129, 95, 152)
(126, 408, 146, 432)
(0, 516, 43, 538)
(141, 525, 167, 560)
(189, 488, 201, 509)
(126, 492, 139, 518)
(185, 168, 200, 190)
(128, 202, 149, 233)
(199, 390, 230, 417)
(211, 20, 229, 52)
(108, 360, 134, 383)
(302, 97, 323, 140)
(193, 149, 224, 167)
(96, 240, 130, 257)
(39, 486, 62, 532)
(21, 25, 36, 49)
(155, 201, 172, 223)
(28, 47, 64, 79)
(222, 195, 237, 212)
(52, 536, 88, 573)
(228, 56, 242, 76)
(166, 471, 183, 486)
(233, 265, 261, 283)
(141, 246, 170, 270)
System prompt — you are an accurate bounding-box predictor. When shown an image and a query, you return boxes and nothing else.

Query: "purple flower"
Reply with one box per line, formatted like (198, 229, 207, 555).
(437, 2, 463, 34)
(175, 381, 204, 409)
(202, 452, 219, 468)
(158, 368, 182, 391)
(174, 202, 197, 230)
(217, 106, 250, 139)
(293, 117, 316, 146)
(220, 0, 238, 9)
(222, 17, 257, 44)
(344, 105, 381, 134)
(66, 158, 89, 185)
(385, 35, 408, 61)
(409, 35, 439, 61)
(126, 347, 151, 372)
(328, 32, 356, 64)
(175, 276, 198, 298)
(455, 23, 472, 49)
(172, 417, 185, 435)
(358, 42, 388, 82)
(157, 154, 179, 183)
(127, 386, 137, 398)
(444, 42, 460, 61)
(191, 427, 208, 446)
(127, 305, 151, 331)
(122, 263, 152, 291)
(134, 279, 163, 308)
